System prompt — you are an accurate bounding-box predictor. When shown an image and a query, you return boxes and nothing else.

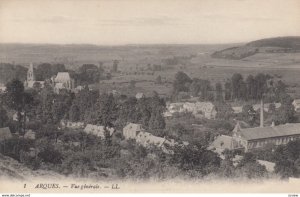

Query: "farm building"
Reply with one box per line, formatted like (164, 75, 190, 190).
(0, 127, 12, 142)
(84, 124, 114, 138)
(164, 102, 217, 119)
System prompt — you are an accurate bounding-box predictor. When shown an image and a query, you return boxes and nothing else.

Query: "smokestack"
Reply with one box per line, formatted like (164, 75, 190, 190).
(260, 99, 264, 128)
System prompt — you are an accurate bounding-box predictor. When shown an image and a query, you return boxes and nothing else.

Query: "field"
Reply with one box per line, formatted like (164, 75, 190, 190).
(1, 43, 300, 98)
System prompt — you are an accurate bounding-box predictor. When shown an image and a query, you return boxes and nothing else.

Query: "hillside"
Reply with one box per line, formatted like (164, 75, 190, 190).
(0, 153, 63, 180)
(211, 36, 300, 60)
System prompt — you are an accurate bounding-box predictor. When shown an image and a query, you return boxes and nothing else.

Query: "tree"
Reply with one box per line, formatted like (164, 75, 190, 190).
(0, 106, 9, 128)
(173, 71, 192, 93)
(224, 79, 232, 101)
(246, 75, 256, 100)
(231, 73, 243, 100)
(273, 140, 300, 178)
(215, 82, 223, 101)
(4, 79, 33, 134)
(149, 111, 166, 130)
(156, 75, 162, 84)
(112, 60, 119, 73)
(273, 93, 295, 124)
(129, 80, 136, 89)
(69, 104, 80, 122)
(242, 104, 257, 126)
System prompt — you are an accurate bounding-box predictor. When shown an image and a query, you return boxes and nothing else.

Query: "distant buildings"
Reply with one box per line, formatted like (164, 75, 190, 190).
(84, 124, 114, 139)
(164, 102, 217, 119)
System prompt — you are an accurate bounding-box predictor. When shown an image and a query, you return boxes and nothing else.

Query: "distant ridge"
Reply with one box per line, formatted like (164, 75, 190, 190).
(211, 36, 300, 60)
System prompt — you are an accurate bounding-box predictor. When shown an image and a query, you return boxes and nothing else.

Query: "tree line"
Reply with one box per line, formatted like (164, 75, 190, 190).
(172, 71, 288, 103)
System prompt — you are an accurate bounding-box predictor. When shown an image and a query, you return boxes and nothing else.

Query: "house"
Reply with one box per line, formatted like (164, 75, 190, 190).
(0, 83, 6, 93)
(208, 135, 241, 155)
(252, 102, 281, 112)
(122, 123, 177, 154)
(12, 112, 29, 122)
(24, 130, 36, 140)
(84, 124, 114, 139)
(292, 99, 300, 112)
(232, 106, 243, 114)
(24, 63, 45, 89)
(135, 92, 145, 99)
(60, 120, 85, 129)
(123, 123, 144, 140)
(135, 131, 167, 147)
(135, 131, 175, 154)
(232, 103, 281, 114)
(54, 72, 75, 93)
(165, 102, 217, 119)
(0, 127, 12, 142)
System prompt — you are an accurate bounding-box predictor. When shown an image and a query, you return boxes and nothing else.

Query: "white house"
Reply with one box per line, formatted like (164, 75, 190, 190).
(84, 124, 114, 139)
(164, 102, 217, 119)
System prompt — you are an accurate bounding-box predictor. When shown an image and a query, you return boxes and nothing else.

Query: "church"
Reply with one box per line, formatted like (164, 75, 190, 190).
(53, 72, 75, 93)
(24, 63, 45, 89)
(24, 63, 74, 93)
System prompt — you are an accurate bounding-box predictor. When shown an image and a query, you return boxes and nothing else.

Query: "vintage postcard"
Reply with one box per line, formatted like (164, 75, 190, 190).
(0, 0, 300, 195)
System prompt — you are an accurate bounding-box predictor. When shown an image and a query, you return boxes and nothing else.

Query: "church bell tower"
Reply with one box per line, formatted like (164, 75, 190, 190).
(27, 63, 35, 82)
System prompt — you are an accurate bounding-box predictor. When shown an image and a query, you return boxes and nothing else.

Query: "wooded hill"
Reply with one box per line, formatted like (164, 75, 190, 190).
(211, 36, 300, 60)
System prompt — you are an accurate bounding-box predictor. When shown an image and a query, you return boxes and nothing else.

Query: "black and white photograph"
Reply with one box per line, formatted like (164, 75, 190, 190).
(0, 0, 299, 194)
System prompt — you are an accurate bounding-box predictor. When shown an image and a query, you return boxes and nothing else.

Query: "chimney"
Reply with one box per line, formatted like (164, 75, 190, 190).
(260, 99, 264, 128)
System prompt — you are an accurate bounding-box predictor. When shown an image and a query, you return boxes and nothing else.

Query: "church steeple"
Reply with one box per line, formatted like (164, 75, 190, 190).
(27, 63, 35, 81)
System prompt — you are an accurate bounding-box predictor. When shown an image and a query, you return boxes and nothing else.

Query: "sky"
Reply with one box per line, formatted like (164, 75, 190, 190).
(0, 0, 299, 45)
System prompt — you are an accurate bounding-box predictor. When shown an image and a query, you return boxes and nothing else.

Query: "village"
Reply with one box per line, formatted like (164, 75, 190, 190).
(0, 61, 300, 180)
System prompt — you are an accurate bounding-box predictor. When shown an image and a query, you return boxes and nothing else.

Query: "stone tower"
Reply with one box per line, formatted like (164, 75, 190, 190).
(27, 63, 35, 82)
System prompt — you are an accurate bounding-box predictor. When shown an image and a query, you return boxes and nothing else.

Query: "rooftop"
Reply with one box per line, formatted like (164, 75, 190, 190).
(236, 123, 300, 140)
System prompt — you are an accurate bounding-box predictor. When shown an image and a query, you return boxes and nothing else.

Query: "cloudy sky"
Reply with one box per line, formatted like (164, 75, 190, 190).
(0, 0, 299, 45)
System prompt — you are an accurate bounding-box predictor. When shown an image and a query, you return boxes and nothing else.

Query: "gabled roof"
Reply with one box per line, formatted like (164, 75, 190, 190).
(136, 131, 166, 147)
(209, 135, 240, 150)
(238, 123, 300, 140)
(55, 72, 71, 83)
(123, 123, 143, 131)
(0, 127, 12, 141)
